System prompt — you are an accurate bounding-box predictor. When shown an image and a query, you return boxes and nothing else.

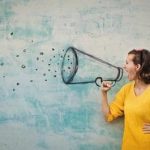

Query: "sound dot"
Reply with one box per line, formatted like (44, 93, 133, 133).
(21, 65, 26, 69)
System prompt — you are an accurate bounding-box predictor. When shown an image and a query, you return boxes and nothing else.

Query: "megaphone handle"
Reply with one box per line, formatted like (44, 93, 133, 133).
(111, 81, 116, 87)
(95, 77, 116, 87)
(95, 77, 102, 87)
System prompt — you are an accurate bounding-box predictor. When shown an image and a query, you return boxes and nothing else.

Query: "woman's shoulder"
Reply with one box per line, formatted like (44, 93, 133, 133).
(123, 81, 134, 87)
(121, 81, 134, 92)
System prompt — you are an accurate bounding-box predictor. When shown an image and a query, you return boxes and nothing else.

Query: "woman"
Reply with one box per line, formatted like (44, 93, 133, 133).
(101, 49, 150, 150)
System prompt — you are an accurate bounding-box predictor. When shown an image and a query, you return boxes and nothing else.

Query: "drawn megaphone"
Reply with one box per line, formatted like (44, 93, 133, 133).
(61, 47, 123, 87)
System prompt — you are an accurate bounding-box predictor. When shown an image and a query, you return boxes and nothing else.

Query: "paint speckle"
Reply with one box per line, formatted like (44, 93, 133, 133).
(23, 49, 26, 52)
(0, 62, 4, 66)
(2, 47, 63, 95)
(40, 52, 44, 55)
(21, 65, 26, 69)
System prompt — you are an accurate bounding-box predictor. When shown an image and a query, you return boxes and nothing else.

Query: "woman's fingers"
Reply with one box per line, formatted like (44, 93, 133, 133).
(102, 81, 112, 88)
(142, 123, 150, 134)
(143, 130, 150, 134)
(101, 81, 112, 92)
(144, 123, 150, 126)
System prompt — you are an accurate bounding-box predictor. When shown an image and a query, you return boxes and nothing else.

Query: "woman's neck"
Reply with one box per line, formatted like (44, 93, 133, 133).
(134, 79, 149, 89)
(134, 79, 150, 96)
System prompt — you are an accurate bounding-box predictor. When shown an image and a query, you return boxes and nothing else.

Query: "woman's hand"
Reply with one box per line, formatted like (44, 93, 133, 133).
(142, 123, 150, 134)
(101, 81, 112, 92)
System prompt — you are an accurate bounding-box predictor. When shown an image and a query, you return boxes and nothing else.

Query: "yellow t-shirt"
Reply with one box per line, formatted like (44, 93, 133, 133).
(107, 81, 150, 150)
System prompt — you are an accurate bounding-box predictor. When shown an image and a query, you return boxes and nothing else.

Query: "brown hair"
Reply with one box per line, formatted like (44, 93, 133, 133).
(128, 49, 150, 84)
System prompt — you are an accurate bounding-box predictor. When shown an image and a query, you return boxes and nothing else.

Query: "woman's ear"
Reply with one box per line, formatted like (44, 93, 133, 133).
(136, 64, 141, 71)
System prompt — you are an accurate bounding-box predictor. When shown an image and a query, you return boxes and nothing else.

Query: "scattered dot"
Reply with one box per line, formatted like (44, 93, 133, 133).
(16, 82, 20, 86)
(54, 75, 56, 77)
(52, 48, 55, 51)
(57, 63, 59, 65)
(23, 49, 26, 52)
(36, 57, 39, 61)
(3, 75, 5, 78)
(10, 32, 13, 35)
(55, 70, 57, 73)
(61, 56, 63, 58)
(50, 59, 52, 61)
(48, 64, 51, 66)
(68, 67, 71, 69)
(45, 79, 47, 81)
(30, 80, 33, 82)
(40, 52, 44, 55)
(35, 69, 38, 71)
(48, 69, 51, 71)
(42, 60, 44, 62)
(13, 88, 15, 91)
(53, 56, 55, 58)
(16, 55, 19, 57)
(43, 73, 46, 76)
(21, 65, 26, 69)
(0, 62, 4, 66)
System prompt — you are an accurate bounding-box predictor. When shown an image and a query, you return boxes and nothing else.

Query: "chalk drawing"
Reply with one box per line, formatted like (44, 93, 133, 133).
(61, 47, 123, 86)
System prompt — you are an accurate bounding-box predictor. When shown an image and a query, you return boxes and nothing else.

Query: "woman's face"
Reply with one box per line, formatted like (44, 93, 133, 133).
(124, 54, 140, 81)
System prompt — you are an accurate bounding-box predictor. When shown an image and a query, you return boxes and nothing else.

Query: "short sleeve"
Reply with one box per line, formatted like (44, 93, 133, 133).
(107, 83, 130, 122)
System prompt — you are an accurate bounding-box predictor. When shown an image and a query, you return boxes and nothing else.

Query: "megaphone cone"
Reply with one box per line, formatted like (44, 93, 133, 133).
(61, 47, 123, 87)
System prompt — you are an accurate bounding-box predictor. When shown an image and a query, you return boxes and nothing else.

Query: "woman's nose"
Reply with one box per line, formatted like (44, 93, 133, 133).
(123, 64, 126, 69)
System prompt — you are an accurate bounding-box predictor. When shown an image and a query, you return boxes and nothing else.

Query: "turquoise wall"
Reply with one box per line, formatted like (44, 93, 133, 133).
(0, 0, 150, 150)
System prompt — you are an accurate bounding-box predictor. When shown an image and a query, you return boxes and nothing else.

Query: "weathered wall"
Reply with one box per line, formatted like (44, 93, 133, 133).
(0, 0, 150, 150)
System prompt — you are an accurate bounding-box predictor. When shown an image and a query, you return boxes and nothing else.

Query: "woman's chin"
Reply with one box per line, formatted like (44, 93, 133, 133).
(127, 75, 132, 81)
(128, 77, 134, 81)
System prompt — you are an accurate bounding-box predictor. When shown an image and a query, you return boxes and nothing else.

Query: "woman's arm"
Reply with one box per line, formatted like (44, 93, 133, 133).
(100, 81, 112, 121)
